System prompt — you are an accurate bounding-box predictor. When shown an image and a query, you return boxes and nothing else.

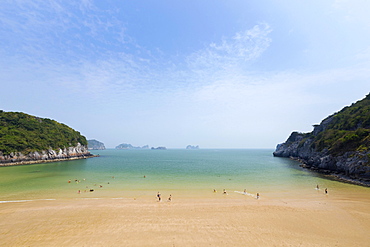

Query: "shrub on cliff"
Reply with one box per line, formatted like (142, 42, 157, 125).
(311, 93, 370, 155)
(0, 111, 87, 155)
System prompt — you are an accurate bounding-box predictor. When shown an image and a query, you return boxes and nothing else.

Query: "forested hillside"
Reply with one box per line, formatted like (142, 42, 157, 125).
(0, 111, 87, 155)
(288, 93, 370, 155)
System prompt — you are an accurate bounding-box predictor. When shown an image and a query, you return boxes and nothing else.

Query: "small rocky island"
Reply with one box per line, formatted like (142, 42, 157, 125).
(151, 146, 167, 150)
(87, 139, 106, 150)
(186, 145, 199, 149)
(115, 143, 166, 150)
(273, 93, 370, 186)
(116, 143, 149, 149)
(0, 110, 95, 166)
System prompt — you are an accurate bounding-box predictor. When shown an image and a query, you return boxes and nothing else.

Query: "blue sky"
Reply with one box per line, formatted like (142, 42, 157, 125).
(1, 0, 370, 149)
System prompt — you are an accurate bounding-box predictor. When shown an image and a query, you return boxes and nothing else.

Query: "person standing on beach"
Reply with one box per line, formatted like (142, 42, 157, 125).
(157, 192, 161, 202)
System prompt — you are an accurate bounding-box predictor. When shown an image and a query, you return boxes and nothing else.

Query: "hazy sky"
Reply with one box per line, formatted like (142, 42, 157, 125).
(1, 1, 370, 149)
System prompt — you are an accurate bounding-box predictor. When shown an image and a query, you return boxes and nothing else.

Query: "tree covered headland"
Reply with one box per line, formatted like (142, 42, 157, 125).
(301, 93, 370, 155)
(0, 111, 88, 155)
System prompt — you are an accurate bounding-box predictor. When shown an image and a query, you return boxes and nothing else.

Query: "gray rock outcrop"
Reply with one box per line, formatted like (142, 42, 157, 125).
(0, 143, 93, 166)
(273, 116, 370, 186)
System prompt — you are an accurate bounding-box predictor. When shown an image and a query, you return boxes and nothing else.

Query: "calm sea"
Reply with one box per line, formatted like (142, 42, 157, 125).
(0, 149, 368, 202)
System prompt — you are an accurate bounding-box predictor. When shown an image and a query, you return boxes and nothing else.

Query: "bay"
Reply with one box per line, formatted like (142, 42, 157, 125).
(0, 149, 367, 202)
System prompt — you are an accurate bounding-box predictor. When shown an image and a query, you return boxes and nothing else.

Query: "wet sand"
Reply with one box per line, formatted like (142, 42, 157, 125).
(1, 191, 370, 246)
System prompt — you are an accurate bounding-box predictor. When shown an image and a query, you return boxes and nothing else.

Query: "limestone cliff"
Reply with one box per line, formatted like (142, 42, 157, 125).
(273, 93, 370, 186)
(0, 143, 93, 166)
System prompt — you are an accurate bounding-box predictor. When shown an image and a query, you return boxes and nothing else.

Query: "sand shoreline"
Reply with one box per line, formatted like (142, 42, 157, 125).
(1, 193, 369, 246)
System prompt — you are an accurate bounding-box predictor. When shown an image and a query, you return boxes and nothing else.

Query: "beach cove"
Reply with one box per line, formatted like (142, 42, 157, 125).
(0, 149, 369, 246)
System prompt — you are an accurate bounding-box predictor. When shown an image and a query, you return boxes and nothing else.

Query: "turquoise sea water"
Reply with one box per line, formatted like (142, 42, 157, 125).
(0, 149, 368, 202)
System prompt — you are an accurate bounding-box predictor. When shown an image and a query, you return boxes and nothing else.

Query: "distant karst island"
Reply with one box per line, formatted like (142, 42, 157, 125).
(273, 93, 370, 187)
(115, 143, 167, 150)
(186, 145, 199, 149)
(116, 143, 149, 149)
(0, 110, 95, 166)
(87, 139, 106, 150)
(151, 146, 167, 150)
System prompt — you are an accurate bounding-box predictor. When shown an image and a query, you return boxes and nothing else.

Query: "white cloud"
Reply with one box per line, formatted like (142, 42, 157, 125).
(0, 1, 129, 62)
(186, 23, 272, 73)
(188, 60, 370, 146)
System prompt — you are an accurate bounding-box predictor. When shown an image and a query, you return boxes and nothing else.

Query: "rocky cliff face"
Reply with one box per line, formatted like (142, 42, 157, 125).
(274, 93, 370, 186)
(274, 117, 370, 186)
(274, 133, 370, 181)
(0, 143, 92, 165)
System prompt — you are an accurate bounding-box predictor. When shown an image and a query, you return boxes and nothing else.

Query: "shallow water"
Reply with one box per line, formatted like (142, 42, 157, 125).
(0, 149, 368, 201)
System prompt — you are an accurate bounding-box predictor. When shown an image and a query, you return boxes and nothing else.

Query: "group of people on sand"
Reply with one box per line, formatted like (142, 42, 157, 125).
(214, 189, 260, 199)
(157, 192, 172, 202)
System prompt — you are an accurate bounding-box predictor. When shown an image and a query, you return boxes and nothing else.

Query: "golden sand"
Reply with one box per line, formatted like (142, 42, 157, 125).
(1, 190, 369, 247)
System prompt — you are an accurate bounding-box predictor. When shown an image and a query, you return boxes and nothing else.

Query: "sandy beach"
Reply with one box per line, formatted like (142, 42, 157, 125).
(1, 190, 369, 247)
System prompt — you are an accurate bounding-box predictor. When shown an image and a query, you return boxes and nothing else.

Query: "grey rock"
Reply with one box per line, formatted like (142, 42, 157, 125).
(273, 132, 370, 186)
(0, 143, 92, 165)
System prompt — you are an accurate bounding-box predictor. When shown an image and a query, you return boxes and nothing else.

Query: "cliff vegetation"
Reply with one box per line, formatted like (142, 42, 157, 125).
(273, 93, 370, 186)
(0, 110, 88, 155)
